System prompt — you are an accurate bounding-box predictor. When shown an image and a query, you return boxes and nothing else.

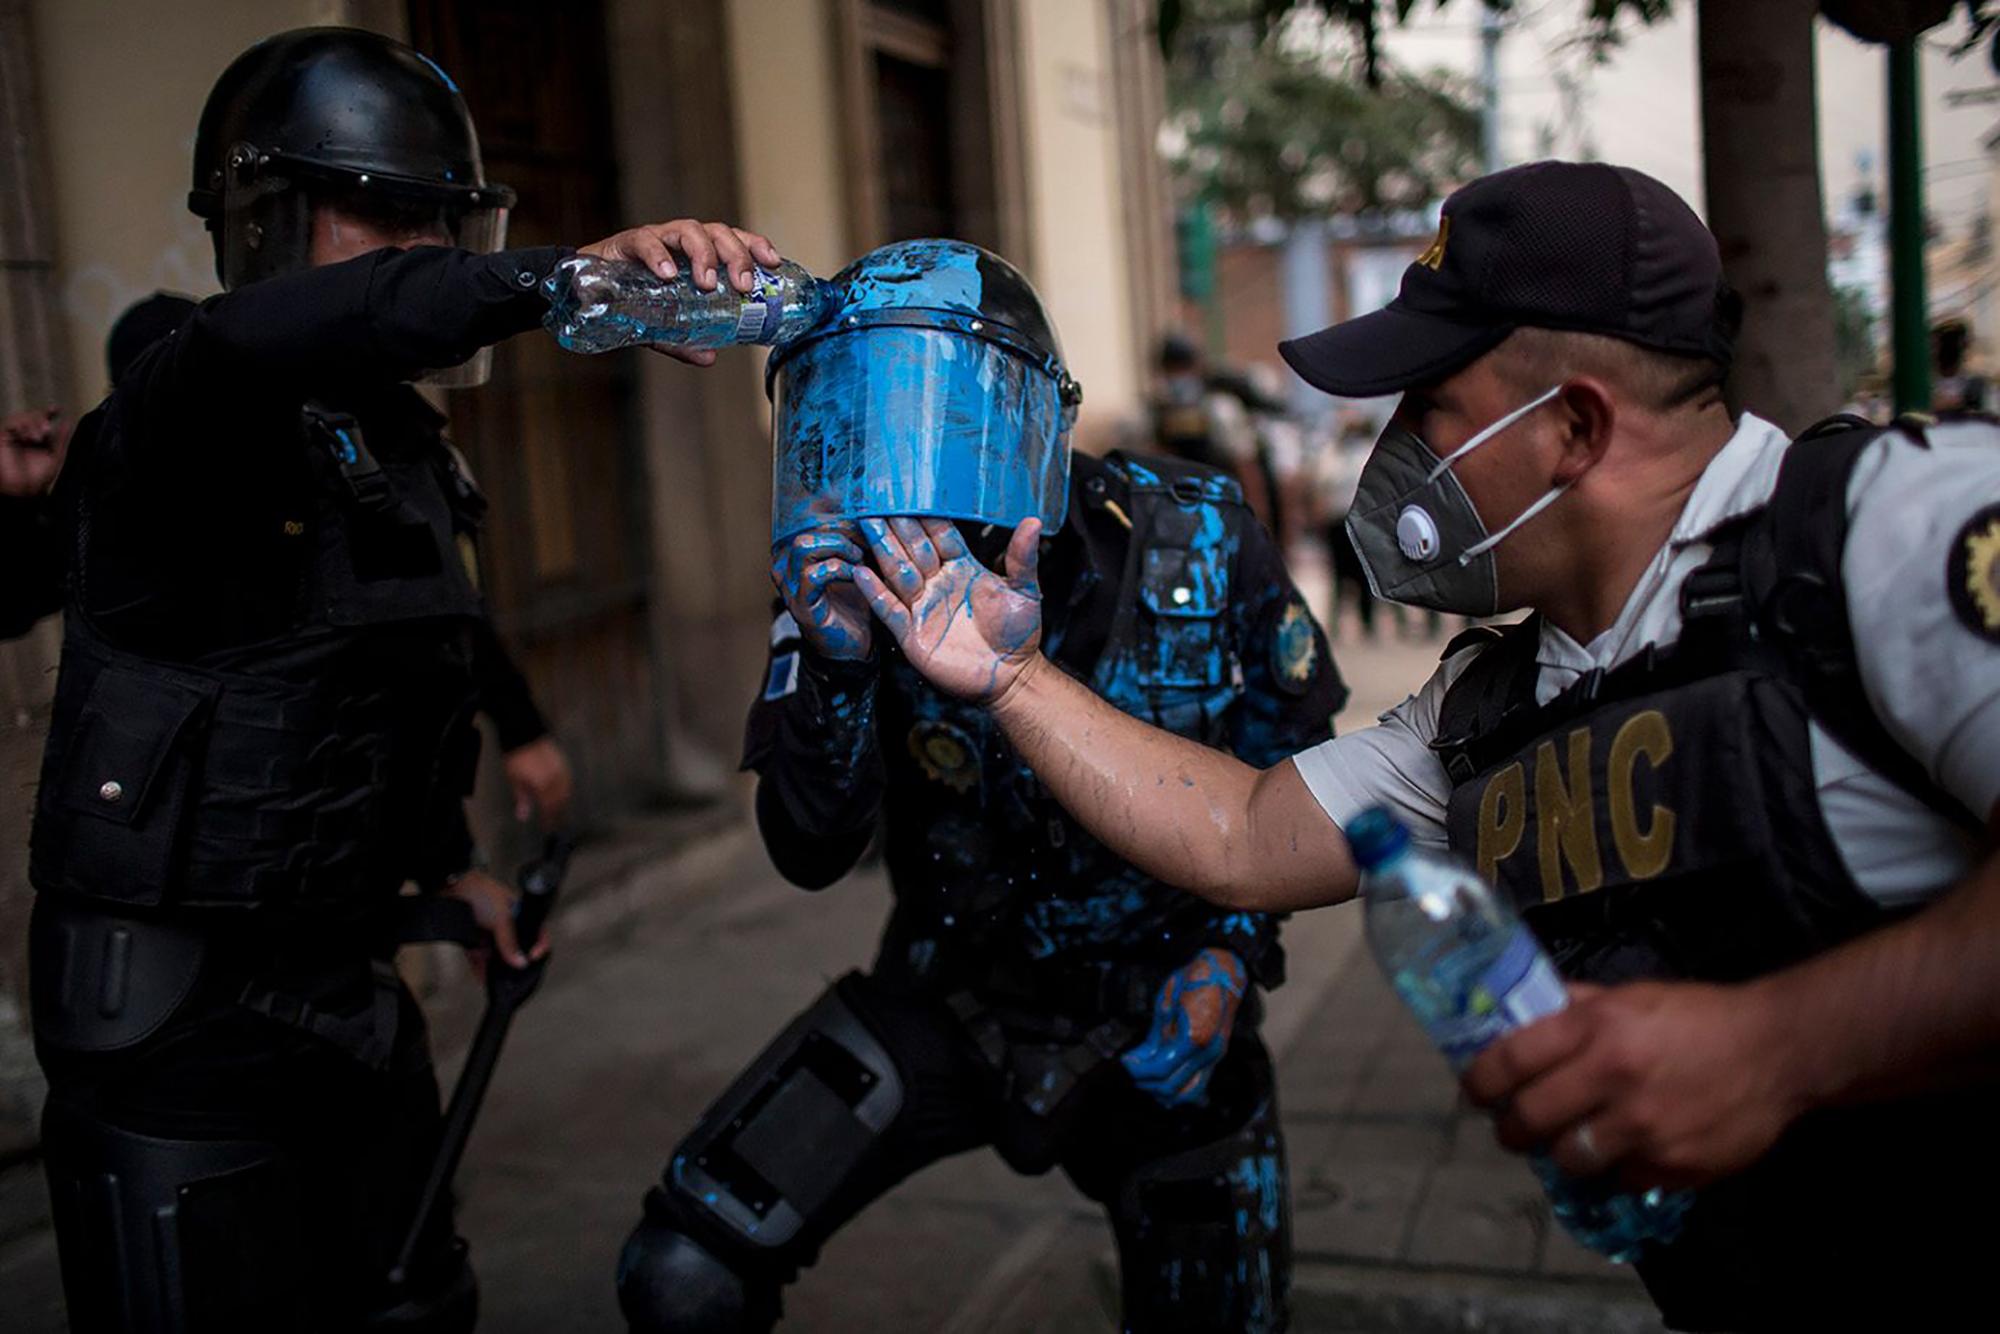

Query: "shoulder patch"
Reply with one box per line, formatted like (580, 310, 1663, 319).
(908, 719, 980, 792)
(762, 651, 800, 701)
(1949, 504, 2000, 643)
(1273, 596, 1319, 694)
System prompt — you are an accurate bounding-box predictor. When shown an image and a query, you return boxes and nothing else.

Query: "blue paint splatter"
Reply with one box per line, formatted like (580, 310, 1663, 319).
(861, 457, 1301, 991)
(831, 238, 985, 313)
(1121, 948, 1247, 1106)
(414, 50, 461, 93)
(770, 239, 1071, 545)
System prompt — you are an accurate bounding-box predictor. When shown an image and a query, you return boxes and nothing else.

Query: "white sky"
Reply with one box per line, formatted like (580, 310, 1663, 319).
(1371, 3, 2000, 240)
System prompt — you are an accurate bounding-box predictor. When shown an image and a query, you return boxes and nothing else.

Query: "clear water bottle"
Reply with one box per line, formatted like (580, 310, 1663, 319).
(542, 254, 835, 353)
(1345, 805, 1692, 1263)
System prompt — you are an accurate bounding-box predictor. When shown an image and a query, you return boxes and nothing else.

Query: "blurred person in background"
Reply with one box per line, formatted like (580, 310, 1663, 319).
(1150, 331, 1274, 527)
(1932, 318, 1988, 415)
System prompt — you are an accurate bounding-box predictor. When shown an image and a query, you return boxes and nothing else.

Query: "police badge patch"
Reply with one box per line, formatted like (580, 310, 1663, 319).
(1949, 505, 2000, 643)
(1274, 597, 1319, 694)
(908, 720, 980, 792)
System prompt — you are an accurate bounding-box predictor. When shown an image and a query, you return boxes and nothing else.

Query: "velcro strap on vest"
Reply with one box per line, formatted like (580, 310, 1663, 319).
(303, 404, 396, 514)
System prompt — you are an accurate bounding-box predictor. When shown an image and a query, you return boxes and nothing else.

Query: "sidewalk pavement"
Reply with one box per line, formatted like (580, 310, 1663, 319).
(1277, 910, 1667, 1334)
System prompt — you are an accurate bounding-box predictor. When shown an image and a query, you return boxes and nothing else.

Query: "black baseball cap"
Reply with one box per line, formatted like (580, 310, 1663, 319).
(1280, 161, 1735, 398)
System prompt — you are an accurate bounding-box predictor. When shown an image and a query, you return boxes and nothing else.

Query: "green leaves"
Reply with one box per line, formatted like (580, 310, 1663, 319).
(1163, 3, 1480, 219)
(1154, 0, 1677, 219)
(1168, 28, 1480, 219)
(1155, 1, 1673, 75)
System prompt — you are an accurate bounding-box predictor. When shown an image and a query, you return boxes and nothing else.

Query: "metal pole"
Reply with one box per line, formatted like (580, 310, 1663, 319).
(1480, 7, 1503, 173)
(1281, 218, 1331, 419)
(1888, 37, 1930, 415)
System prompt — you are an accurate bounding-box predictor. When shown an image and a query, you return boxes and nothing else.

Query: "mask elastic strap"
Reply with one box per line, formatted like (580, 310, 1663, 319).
(1423, 384, 1564, 483)
(1458, 480, 1571, 564)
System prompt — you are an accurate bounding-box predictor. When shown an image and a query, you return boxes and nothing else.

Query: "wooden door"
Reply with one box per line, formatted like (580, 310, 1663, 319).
(407, 0, 664, 834)
(836, 0, 1028, 258)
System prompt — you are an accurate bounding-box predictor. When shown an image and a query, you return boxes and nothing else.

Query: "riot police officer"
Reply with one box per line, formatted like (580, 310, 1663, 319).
(28, 27, 777, 1332)
(616, 241, 1345, 1333)
(848, 161, 2000, 1330)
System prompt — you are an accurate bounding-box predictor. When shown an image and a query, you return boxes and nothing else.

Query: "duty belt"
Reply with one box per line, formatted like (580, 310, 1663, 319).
(973, 955, 1162, 1027)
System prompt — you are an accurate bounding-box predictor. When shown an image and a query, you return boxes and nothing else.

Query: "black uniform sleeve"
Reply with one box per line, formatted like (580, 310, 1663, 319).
(471, 616, 550, 753)
(118, 244, 571, 449)
(411, 709, 483, 890)
(740, 608, 887, 890)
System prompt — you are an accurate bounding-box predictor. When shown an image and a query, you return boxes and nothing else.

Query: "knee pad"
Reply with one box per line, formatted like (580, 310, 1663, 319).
(1112, 1098, 1291, 1334)
(667, 977, 902, 1251)
(617, 1207, 776, 1334)
(41, 1097, 307, 1334)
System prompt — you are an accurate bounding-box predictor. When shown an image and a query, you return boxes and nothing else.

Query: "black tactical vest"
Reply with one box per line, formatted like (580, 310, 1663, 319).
(879, 452, 1252, 966)
(1433, 419, 1972, 979)
(1090, 452, 1252, 747)
(1432, 419, 1995, 1327)
(30, 401, 487, 912)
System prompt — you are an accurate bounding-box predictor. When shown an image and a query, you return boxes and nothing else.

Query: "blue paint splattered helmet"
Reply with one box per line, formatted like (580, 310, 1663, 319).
(766, 239, 1083, 548)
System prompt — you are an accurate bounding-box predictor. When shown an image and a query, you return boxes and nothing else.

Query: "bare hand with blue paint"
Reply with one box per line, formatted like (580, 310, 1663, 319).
(1122, 947, 1248, 1107)
(771, 527, 873, 662)
(853, 515, 1043, 703)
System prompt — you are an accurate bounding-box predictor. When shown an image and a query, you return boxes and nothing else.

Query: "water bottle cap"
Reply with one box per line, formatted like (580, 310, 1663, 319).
(1344, 806, 1410, 871)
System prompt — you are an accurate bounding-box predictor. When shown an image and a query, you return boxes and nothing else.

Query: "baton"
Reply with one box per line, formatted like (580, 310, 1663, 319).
(388, 831, 577, 1289)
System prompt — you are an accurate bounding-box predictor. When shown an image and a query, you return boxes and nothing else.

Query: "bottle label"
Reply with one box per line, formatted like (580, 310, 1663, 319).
(1426, 926, 1567, 1068)
(735, 267, 783, 343)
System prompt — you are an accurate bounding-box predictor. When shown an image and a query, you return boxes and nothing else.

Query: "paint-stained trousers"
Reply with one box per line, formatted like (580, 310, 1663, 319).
(658, 970, 1291, 1333)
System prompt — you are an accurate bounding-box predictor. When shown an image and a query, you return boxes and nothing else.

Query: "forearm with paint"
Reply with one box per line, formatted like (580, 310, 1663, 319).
(990, 654, 1355, 911)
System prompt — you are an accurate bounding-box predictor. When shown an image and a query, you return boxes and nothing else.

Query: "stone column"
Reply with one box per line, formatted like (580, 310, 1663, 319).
(0, 0, 72, 1156)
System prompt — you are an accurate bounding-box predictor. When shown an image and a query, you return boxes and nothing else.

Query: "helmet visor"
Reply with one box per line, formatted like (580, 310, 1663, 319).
(216, 150, 512, 290)
(417, 205, 509, 387)
(215, 156, 313, 289)
(449, 200, 509, 255)
(771, 325, 1072, 547)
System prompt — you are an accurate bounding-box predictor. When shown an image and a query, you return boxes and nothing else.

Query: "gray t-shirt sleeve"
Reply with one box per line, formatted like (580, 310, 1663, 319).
(1844, 422, 2000, 825)
(1289, 646, 1484, 847)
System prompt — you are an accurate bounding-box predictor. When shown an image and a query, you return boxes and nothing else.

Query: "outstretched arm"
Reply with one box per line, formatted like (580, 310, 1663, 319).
(127, 219, 780, 423)
(850, 515, 1357, 911)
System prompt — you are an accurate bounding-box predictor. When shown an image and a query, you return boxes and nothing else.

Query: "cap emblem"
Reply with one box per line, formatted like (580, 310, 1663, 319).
(1417, 216, 1451, 271)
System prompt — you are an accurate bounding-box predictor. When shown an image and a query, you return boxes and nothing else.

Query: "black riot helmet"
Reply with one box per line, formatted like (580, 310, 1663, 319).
(188, 28, 514, 292)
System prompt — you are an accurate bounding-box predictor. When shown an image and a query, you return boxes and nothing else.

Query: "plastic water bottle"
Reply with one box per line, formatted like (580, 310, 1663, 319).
(1345, 805, 1692, 1262)
(542, 254, 835, 353)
